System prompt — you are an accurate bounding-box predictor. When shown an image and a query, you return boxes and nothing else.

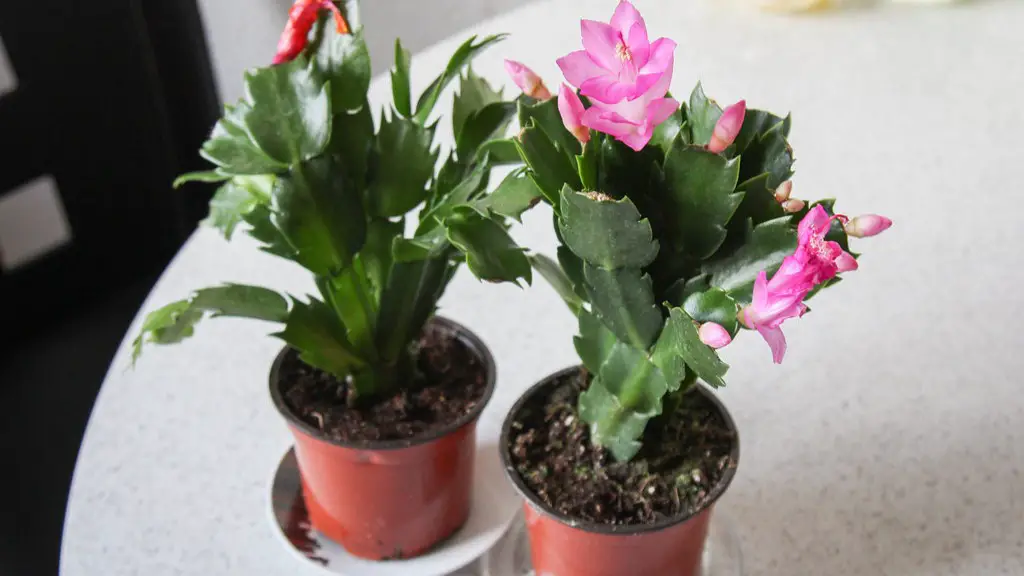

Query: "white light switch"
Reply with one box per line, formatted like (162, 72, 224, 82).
(0, 176, 74, 271)
(0, 35, 16, 98)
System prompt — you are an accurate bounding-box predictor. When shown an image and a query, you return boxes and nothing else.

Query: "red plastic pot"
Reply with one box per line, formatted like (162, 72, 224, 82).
(500, 367, 740, 576)
(270, 317, 495, 560)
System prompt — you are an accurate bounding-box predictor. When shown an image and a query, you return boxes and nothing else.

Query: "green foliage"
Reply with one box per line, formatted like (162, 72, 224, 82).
(131, 285, 289, 363)
(557, 188, 659, 269)
(414, 34, 507, 124)
(242, 57, 332, 165)
(661, 145, 743, 259)
(137, 20, 524, 403)
(687, 83, 722, 147)
(390, 39, 412, 117)
(509, 79, 855, 463)
(368, 113, 437, 217)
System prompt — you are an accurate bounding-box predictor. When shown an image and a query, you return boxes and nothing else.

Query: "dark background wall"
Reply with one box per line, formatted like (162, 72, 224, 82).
(0, 1, 219, 574)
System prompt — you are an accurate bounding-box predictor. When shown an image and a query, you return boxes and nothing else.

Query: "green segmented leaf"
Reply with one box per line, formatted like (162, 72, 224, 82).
(444, 206, 531, 284)
(657, 307, 729, 389)
(579, 343, 671, 462)
(312, 27, 371, 112)
(368, 112, 438, 217)
(414, 34, 507, 124)
(687, 82, 722, 147)
(682, 287, 740, 335)
(453, 68, 503, 139)
(272, 156, 366, 275)
(200, 102, 289, 175)
(583, 263, 662, 350)
(704, 215, 797, 304)
(132, 285, 290, 364)
(558, 187, 659, 269)
(476, 169, 542, 222)
(391, 39, 413, 117)
(662, 145, 743, 259)
(574, 309, 617, 374)
(515, 124, 581, 209)
(275, 297, 367, 383)
(517, 96, 581, 157)
(243, 57, 332, 165)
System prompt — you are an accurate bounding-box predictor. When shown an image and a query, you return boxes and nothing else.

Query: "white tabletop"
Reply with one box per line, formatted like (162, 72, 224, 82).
(61, 1, 1024, 575)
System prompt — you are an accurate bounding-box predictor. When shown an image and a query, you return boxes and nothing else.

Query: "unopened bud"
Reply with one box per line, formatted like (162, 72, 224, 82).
(708, 100, 746, 154)
(782, 198, 806, 213)
(844, 214, 892, 238)
(504, 60, 552, 100)
(698, 322, 732, 349)
(774, 180, 793, 203)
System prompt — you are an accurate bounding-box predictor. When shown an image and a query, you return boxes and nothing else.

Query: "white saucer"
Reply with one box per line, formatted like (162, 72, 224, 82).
(481, 512, 744, 576)
(267, 439, 520, 576)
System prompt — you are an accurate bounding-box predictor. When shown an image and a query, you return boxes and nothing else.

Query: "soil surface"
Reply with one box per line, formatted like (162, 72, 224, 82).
(508, 368, 737, 526)
(278, 322, 488, 443)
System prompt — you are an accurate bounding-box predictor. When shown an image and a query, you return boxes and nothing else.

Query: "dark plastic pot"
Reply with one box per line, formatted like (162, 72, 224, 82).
(499, 366, 740, 576)
(270, 316, 496, 560)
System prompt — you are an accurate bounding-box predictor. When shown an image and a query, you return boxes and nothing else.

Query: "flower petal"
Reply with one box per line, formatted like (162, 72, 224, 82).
(580, 75, 634, 104)
(639, 38, 677, 76)
(625, 22, 650, 69)
(835, 251, 859, 272)
(582, 105, 648, 150)
(644, 97, 680, 128)
(798, 205, 832, 246)
(558, 84, 590, 143)
(556, 50, 607, 89)
(611, 0, 647, 37)
(757, 324, 788, 364)
(581, 20, 621, 71)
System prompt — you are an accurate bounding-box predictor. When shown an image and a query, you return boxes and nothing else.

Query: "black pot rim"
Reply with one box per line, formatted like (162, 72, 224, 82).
(269, 316, 496, 452)
(499, 365, 741, 536)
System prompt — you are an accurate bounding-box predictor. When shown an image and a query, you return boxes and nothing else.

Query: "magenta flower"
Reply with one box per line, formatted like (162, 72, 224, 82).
(558, 84, 590, 144)
(504, 60, 552, 100)
(556, 0, 679, 151)
(698, 322, 733, 349)
(845, 214, 892, 238)
(742, 271, 807, 364)
(708, 100, 746, 153)
(741, 206, 859, 363)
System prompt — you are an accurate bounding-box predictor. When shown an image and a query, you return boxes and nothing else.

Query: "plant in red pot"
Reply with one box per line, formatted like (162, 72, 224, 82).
(132, 0, 534, 561)
(497, 2, 892, 575)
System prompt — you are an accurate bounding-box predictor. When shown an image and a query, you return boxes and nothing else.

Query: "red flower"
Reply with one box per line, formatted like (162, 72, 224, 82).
(274, 1, 350, 65)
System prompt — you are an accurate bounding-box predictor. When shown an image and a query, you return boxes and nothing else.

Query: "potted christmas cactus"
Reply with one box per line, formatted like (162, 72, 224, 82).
(132, 0, 534, 560)
(496, 2, 892, 575)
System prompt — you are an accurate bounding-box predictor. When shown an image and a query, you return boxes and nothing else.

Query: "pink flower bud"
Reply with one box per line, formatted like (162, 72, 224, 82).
(698, 322, 732, 349)
(844, 214, 892, 238)
(774, 180, 793, 203)
(558, 84, 590, 144)
(835, 251, 858, 272)
(708, 100, 746, 154)
(504, 60, 552, 100)
(782, 198, 806, 213)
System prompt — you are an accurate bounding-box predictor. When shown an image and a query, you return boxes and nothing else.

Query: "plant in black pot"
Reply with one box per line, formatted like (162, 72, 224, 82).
(132, 0, 535, 560)
(496, 2, 892, 574)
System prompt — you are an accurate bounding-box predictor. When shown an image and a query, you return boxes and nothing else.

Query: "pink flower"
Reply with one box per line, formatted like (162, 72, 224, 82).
(698, 323, 733, 349)
(708, 100, 746, 153)
(845, 214, 892, 238)
(741, 206, 859, 363)
(556, 0, 679, 151)
(504, 60, 552, 100)
(558, 84, 590, 144)
(742, 271, 807, 364)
